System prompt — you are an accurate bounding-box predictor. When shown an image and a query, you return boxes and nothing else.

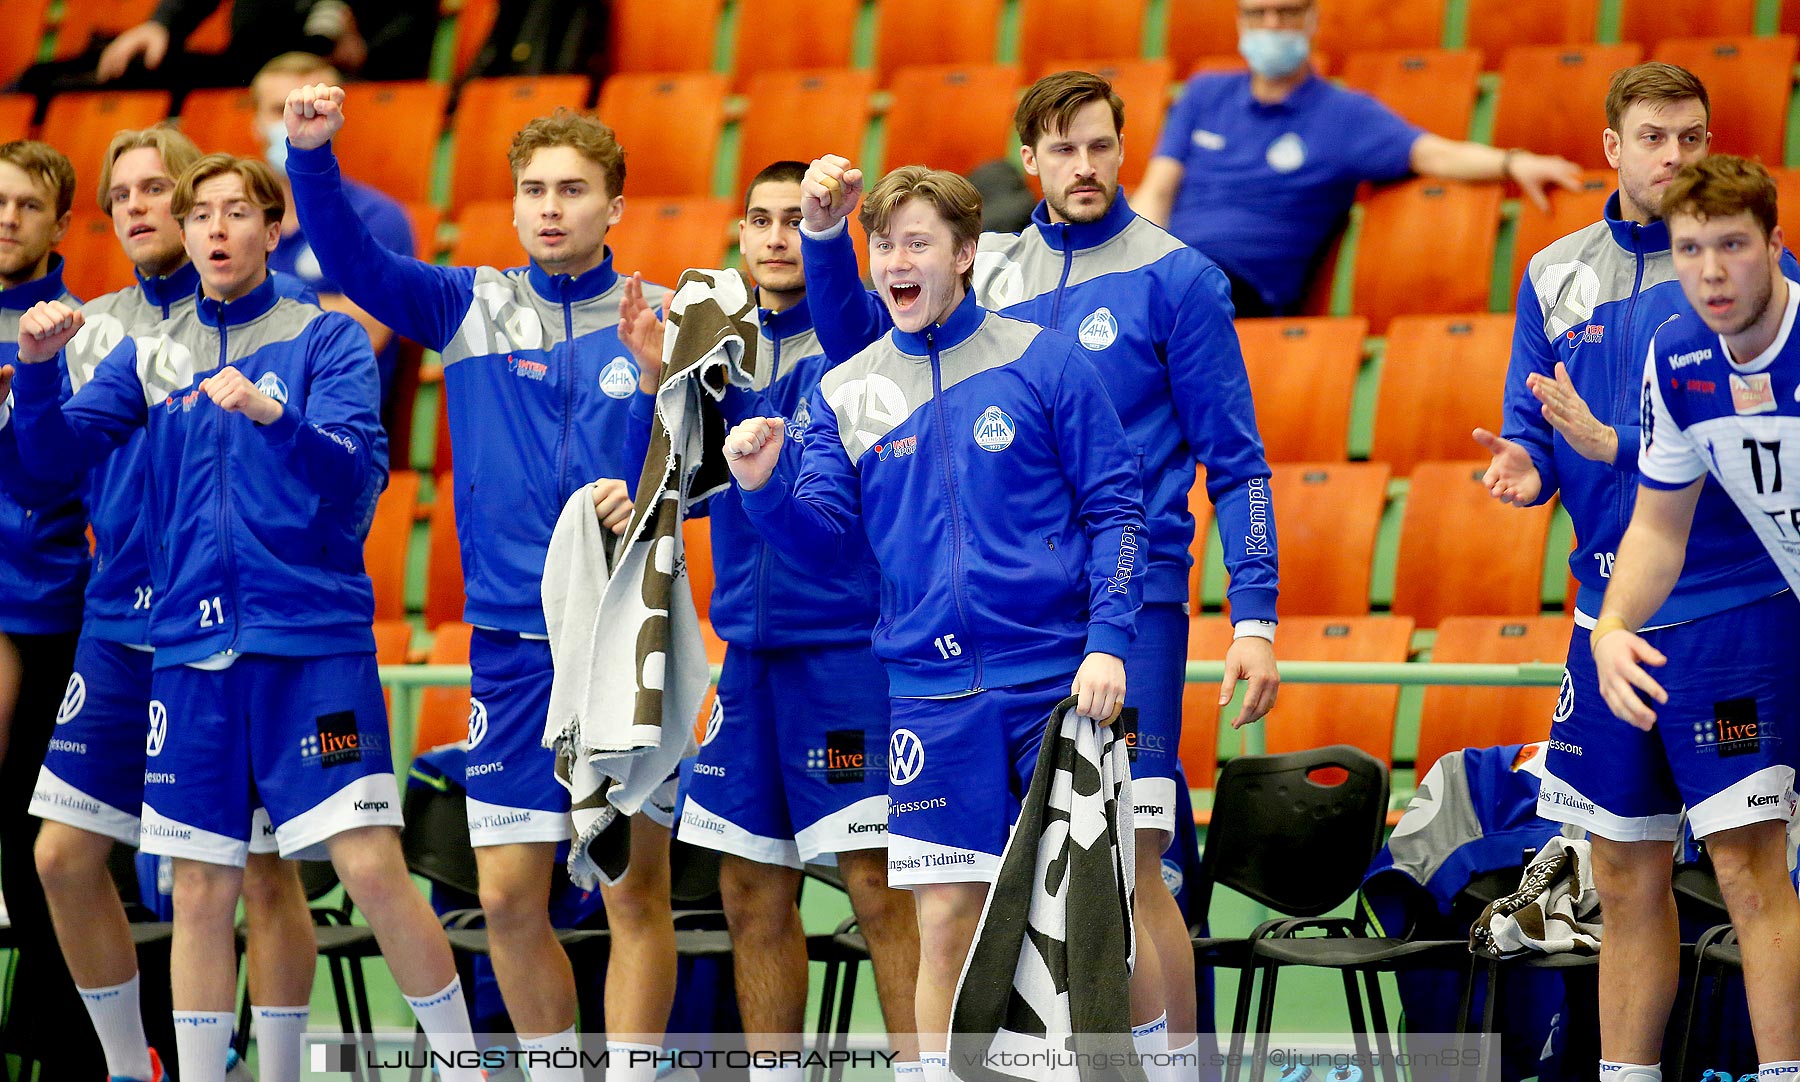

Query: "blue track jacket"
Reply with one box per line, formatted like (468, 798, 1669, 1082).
(287, 140, 662, 635)
(0, 257, 87, 634)
(6, 277, 383, 666)
(802, 195, 1277, 622)
(1506, 192, 1788, 623)
(740, 290, 1144, 696)
(624, 298, 881, 648)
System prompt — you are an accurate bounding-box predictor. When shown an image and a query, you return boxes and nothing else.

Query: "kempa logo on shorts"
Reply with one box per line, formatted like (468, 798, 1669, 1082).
(888, 728, 925, 786)
(145, 700, 168, 757)
(56, 672, 86, 725)
(1552, 671, 1574, 725)
(254, 371, 289, 405)
(599, 356, 639, 399)
(467, 698, 489, 748)
(972, 406, 1014, 452)
(1078, 307, 1119, 351)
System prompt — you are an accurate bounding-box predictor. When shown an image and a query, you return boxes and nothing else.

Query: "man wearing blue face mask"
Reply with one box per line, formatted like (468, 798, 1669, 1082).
(1134, 0, 1585, 317)
(252, 52, 413, 428)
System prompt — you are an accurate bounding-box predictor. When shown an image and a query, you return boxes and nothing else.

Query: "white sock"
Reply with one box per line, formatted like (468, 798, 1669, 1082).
(173, 1011, 235, 1082)
(607, 1040, 663, 1082)
(1169, 1038, 1201, 1082)
(1132, 1014, 1169, 1082)
(518, 1027, 584, 1082)
(1598, 1062, 1662, 1082)
(79, 974, 153, 1081)
(402, 977, 483, 1082)
(895, 1061, 924, 1082)
(749, 1066, 803, 1082)
(250, 1004, 310, 1082)
(1762, 1063, 1800, 1081)
(921, 1050, 950, 1082)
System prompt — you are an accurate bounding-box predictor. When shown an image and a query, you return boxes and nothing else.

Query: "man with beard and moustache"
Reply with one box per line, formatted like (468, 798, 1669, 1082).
(800, 70, 1279, 1074)
(0, 137, 103, 1078)
(5, 126, 319, 1082)
(1476, 67, 1800, 1082)
(616, 161, 923, 1082)
(1596, 154, 1800, 1082)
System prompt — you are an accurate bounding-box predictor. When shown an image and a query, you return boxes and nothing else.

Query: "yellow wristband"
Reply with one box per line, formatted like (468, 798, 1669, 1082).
(1590, 615, 1631, 643)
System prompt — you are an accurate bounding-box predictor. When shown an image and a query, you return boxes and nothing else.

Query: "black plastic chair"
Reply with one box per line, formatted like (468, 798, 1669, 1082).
(800, 862, 880, 1082)
(1189, 745, 1466, 1082)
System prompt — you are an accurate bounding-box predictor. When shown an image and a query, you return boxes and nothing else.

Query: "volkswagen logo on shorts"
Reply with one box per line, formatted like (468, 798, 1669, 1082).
(701, 696, 723, 747)
(888, 728, 925, 786)
(1553, 670, 1574, 724)
(55, 672, 86, 725)
(146, 700, 168, 757)
(467, 698, 489, 748)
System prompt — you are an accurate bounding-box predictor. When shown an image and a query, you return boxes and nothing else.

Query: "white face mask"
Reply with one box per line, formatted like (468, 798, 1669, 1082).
(261, 120, 289, 174)
(1238, 28, 1311, 79)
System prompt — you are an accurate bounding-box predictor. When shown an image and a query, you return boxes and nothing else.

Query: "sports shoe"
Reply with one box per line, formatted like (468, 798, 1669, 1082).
(1275, 1065, 1313, 1082)
(1325, 1068, 1362, 1082)
(109, 1046, 166, 1082)
(225, 1044, 253, 1081)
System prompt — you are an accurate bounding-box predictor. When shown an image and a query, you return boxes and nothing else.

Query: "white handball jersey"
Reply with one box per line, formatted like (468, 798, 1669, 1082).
(1641, 280, 1800, 591)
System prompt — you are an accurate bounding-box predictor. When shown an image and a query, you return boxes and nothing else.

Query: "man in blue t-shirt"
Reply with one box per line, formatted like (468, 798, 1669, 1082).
(1133, 0, 1582, 316)
(253, 53, 414, 427)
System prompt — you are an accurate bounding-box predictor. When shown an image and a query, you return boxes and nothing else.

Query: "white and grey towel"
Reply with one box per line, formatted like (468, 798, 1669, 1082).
(1471, 835, 1602, 957)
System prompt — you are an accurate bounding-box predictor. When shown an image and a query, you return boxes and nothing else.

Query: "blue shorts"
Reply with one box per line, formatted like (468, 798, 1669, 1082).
(139, 652, 403, 866)
(1539, 592, 1800, 842)
(1122, 602, 1186, 836)
(884, 674, 1070, 887)
(467, 629, 570, 846)
(30, 638, 280, 852)
(677, 641, 891, 866)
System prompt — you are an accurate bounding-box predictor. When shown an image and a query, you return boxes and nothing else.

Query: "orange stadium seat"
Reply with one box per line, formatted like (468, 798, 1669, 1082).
(1492, 44, 1643, 172)
(425, 473, 464, 628)
(451, 0, 498, 79)
(52, 0, 153, 59)
(1652, 37, 1797, 166)
(1463, 0, 1598, 62)
(874, 0, 1002, 83)
(609, 198, 734, 288)
(1788, 0, 1800, 39)
(0, 0, 50, 85)
(730, 0, 857, 89)
(450, 199, 523, 270)
(1314, 0, 1442, 58)
(1372, 314, 1513, 476)
(1393, 460, 1553, 628)
(1030, 58, 1172, 189)
(176, 87, 260, 158)
(1775, 169, 1800, 258)
(41, 91, 172, 207)
(372, 619, 412, 665)
(1182, 615, 1235, 785)
(1352, 179, 1502, 333)
(1415, 615, 1570, 774)
(1267, 462, 1390, 616)
(1264, 616, 1416, 762)
(1019, 0, 1146, 78)
(450, 75, 591, 212)
(883, 65, 1022, 176)
(683, 517, 713, 622)
(737, 68, 876, 190)
(1510, 169, 1613, 292)
(597, 73, 727, 197)
(1236, 315, 1367, 462)
(59, 216, 136, 300)
(1620, 0, 1755, 46)
(365, 469, 420, 621)
(1187, 464, 1212, 611)
(403, 201, 442, 259)
(413, 621, 474, 756)
(1164, 1, 1241, 79)
(0, 94, 34, 143)
(1337, 49, 1480, 140)
(611, 0, 722, 74)
(332, 80, 447, 204)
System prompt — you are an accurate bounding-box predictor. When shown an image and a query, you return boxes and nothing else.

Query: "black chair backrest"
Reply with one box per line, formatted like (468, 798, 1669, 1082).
(401, 783, 481, 898)
(298, 860, 342, 902)
(1195, 744, 1389, 920)
(670, 838, 724, 908)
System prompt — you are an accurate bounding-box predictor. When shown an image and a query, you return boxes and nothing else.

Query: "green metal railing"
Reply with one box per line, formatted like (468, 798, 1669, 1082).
(375, 660, 1566, 774)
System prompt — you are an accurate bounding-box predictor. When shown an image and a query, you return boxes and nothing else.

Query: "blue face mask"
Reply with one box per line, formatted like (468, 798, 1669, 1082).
(262, 120, 289, 174)
(1238, 28, 1311, 79)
